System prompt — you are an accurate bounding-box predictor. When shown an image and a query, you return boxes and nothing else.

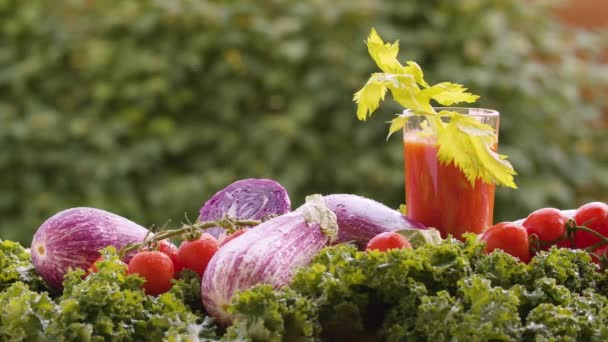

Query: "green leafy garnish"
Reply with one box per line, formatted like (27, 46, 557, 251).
(0, 246, 219, 341)
(398, 204, 407, 215)
(396, 227, 442, 248)
(226, 240, 608, 341)
(0, 240, 48, 293)
(354, 28, 517, 188)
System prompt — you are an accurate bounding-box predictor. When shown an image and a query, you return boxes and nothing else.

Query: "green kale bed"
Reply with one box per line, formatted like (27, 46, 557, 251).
(2, 237, 608, 341)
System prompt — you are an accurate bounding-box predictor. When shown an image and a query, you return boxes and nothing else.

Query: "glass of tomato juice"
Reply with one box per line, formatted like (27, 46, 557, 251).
(403, 107, 499, 239)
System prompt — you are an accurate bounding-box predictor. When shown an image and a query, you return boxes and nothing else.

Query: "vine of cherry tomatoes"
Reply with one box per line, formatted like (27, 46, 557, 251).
(89, 229, 250, 296)
(482, 202, 608, 267)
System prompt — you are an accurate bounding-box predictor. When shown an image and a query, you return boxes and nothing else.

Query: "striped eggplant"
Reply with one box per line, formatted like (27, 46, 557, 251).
(31, 207, 150, 290)
(322, 194, 425, 248)
(201, 195, 336, 325)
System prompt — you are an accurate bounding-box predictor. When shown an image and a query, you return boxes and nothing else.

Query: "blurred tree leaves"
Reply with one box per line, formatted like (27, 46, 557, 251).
(0, 0, 606, 243)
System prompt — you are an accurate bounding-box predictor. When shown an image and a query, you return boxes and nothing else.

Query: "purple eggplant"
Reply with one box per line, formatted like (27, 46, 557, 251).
(322, 194, 425, 248)
(31, 207, 149, 290)
(201, 195, 336, 325)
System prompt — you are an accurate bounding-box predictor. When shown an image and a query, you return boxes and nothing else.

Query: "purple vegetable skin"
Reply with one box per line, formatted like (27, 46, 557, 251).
(198, 178, 291, 239)
(323, 194, 425, 248)
(202, 211, 332, 326)
(200, 193, 420, 325)
(31, 207, 150, 290)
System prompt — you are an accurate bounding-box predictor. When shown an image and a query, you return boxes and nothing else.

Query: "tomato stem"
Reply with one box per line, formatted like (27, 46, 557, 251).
(527, 219, 608, 255)
(560, 219, 608, 252)
(119, 218, 262, 257)
(568, 224, 608, 251)
(528, 233, 541, 255)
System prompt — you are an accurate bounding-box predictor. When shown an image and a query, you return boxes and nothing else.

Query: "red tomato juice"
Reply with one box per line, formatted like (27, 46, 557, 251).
(404, 139, 495, 239)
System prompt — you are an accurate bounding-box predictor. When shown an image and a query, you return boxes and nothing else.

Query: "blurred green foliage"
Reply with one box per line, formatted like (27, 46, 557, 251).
(0, 0, 607, 244)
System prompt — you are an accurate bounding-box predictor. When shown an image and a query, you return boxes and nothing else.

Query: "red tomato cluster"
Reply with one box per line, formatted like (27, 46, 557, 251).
(88, 229, 251, 296)
(482, 202, 608, 265)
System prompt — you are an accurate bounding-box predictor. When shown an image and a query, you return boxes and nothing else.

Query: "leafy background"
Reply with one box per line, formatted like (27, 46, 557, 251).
(1, 0, 607, 244)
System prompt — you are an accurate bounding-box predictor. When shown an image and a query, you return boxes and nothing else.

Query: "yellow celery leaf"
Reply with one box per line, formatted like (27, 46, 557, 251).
(390, 86, 435, 114)
(403, 61, 430, 88)
(436, 114, 517, 188)
(387, 115, 410, 139)
(366, 28, 404, 74)
(423, 115, 444, 136)
(354, 80, 388, 121)
(421, 82, 480, 106)
(354, 73, 418, 121)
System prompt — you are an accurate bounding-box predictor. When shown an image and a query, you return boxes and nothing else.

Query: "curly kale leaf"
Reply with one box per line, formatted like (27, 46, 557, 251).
(527, 247, 599, 293)
(0, 282, 57, 341)
(523, 304, 580, 341)
(566, 289, 608, 341)
(593, 302, 608, 341)
(295, 238, 472, 300)
(408, 238, 473, 294)
(46, 247, 216, 341)
(0, 239, 48, 293)
(415, 275, 523, 341)
(228, 239, 476, 341)
(170, 269, 204, 314)
(380, 279, 428, 341)
(472, 249, 529, 289)
(217, 239, 608, 341)
(414, 290, 464, 341)
(290, 244, 370, 338)
(456, 276, 523, 340)
(224, 285, 318, 342)
(513, 277, 573, 320)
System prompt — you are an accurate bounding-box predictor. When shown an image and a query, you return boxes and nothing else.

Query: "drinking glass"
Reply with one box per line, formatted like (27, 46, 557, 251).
(403, 107, 499, 239)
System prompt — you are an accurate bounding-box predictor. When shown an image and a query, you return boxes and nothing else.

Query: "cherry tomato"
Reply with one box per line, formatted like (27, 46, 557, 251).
(176, 234, 220, 277)
(574, 202, 608, 248)
(482, 222, 531, 263)
(366, 232, 412, 252)
(142, 240, 182, 275)
(522, 208, 567, 250)
(127, 251, 175, 296)
(220, 228, 250, 247)
(159, 241, 183, 274)
(555, 239, 572, 249)
(591, 244, 608, 267)
(87, 256, 104, 275)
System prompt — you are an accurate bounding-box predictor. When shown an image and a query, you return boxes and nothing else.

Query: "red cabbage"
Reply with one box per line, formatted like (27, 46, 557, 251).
(198, 179, 291, 239)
